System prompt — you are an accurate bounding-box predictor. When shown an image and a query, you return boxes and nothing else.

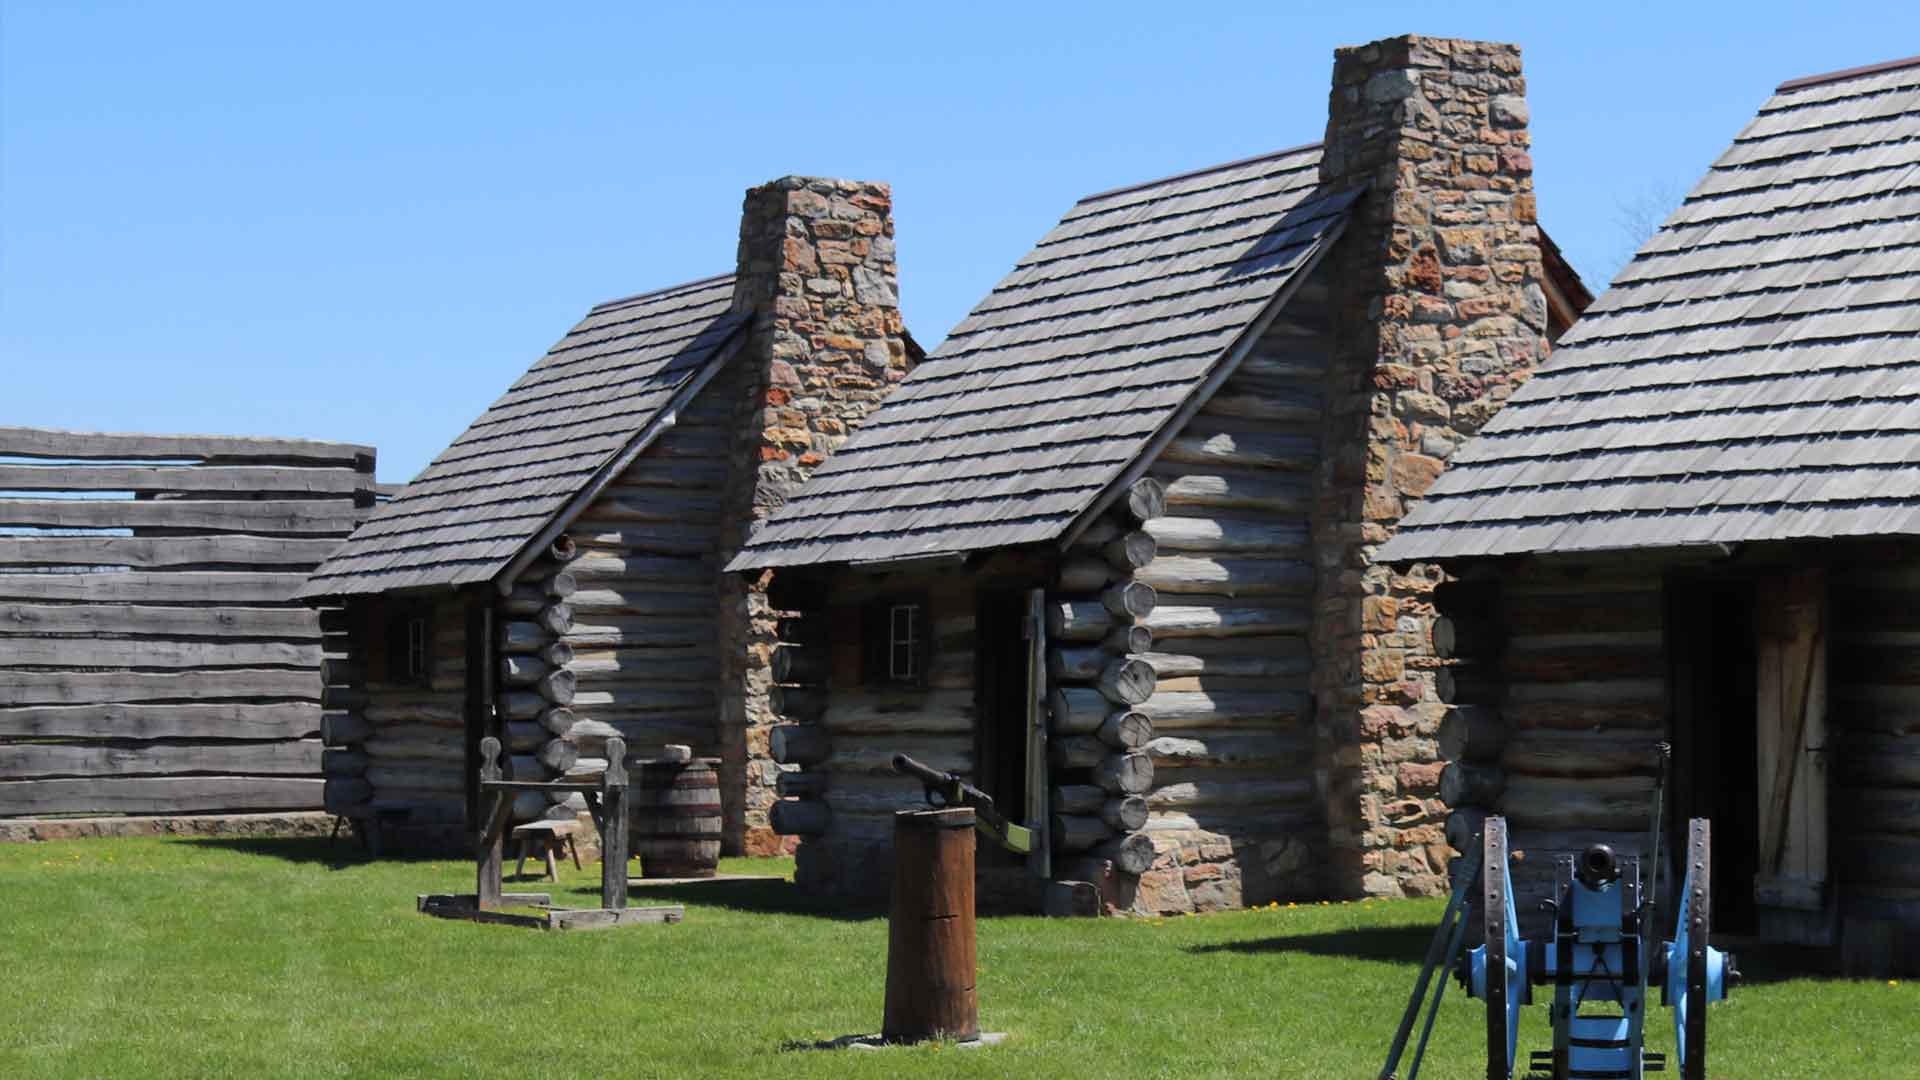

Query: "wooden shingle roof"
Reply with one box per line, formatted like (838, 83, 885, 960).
(301, 275, 747, 597)
(1380, 56, 1920, 562)
(728, 145, 1356, 570)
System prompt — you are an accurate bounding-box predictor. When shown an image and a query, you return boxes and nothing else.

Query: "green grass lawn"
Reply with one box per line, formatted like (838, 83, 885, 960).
(0, 837, 1912, 1079)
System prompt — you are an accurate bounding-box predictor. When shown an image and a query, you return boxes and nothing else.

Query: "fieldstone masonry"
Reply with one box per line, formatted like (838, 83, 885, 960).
(717, 177, 911, 855)
(1311, 36, 1553, 897)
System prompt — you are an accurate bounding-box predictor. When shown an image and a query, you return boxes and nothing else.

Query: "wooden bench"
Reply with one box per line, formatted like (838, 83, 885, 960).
(512, 818, 585, 882)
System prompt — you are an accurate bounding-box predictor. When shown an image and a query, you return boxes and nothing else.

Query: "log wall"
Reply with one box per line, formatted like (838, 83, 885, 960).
(773, 568, 985, 899)
(561, 376, 731, 773)
(1830, 561, 1920, 973)
(0, 427, 375, 818)
(1119, 298, 1328, 913)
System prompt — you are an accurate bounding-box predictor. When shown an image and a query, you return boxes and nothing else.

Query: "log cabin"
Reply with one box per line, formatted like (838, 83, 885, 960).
(726, 35, 1591, 913)
(297, 177, 917, 853)
(1378, 55, 1920, 974)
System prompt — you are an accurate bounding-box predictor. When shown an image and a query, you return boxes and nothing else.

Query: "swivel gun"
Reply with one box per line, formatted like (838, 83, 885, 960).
(891, 753, 1033, 855)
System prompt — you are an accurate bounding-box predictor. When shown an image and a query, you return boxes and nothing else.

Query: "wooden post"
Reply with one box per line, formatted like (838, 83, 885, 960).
(476, 736, 508, 909)
(601, 736, 629, 910)
(883, 808, 980, 1043)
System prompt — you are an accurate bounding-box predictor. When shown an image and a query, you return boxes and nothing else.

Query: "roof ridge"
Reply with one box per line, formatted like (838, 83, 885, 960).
(589, 272, 734, 314)
(1074, 142, 1324, 207)
(1775, 54, 1920, 94)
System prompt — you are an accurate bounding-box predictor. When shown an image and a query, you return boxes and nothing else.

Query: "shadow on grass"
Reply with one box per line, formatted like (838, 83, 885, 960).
(624, 876, 886, 922)
(179, 836, 451, 869)
(1187, 924, 1834, 986)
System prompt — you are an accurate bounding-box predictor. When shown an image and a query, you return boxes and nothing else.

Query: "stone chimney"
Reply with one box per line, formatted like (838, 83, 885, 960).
(717, 177, 910, 855)
(1311, 37, 1552, 897)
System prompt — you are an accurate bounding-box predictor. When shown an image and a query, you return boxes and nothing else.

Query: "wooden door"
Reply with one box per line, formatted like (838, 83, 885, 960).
(1753, 569, 1830, 935)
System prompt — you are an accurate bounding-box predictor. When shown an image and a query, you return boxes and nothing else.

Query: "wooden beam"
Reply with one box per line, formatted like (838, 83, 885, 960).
(0, 776, 323, 815)
(0, 669, 321, 706)
(0, 463, 371, 495)
(0, 498, 363, 534)
(0, 740, 322, 779)
(0, 572, 308, 604)
(0, 426, 372, 466)
(0, 702, 321, 740)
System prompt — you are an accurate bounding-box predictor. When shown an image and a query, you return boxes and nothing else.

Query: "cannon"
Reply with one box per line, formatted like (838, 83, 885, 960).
(1466, 815, 1736, 1079)
(1380, 746, 1737, 1079)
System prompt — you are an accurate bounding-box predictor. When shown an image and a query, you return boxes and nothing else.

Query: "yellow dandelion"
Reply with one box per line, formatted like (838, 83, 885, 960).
(1288, 902, 1297, 909)
(1892, 980, 1902, 988)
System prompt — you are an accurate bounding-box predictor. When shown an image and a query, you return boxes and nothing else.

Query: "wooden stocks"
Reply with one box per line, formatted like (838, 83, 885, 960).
(882, 808, 980, 1043)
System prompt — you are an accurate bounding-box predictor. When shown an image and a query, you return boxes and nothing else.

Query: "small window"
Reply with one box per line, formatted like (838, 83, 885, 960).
(382, 606, 432, 687)
(889, 602, 921, 682)
(863, 595, 927, 687)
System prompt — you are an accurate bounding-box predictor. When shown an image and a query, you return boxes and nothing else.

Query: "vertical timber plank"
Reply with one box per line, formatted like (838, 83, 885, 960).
(602, 736, 628, 910)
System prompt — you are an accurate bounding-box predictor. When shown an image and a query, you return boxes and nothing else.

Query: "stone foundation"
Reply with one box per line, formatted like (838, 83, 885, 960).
(0, 811, 336, 844)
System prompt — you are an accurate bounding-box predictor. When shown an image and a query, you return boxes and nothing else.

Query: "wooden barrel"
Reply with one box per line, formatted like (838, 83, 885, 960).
(632, 757, 722, 879)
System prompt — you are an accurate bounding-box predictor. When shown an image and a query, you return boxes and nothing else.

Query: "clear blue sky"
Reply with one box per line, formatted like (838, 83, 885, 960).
(5, 2, 1915, 481)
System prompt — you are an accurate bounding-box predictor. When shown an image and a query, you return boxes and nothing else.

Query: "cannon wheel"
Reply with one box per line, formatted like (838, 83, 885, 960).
(1683, 819, 1711, 1080)
(1484, 817, 1513, 1080)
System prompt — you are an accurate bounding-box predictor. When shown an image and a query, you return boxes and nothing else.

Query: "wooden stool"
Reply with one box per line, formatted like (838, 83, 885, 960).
(512, 819, 584, 882)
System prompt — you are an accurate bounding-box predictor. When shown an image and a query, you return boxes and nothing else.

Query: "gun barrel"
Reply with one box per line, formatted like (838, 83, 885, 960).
(893, 753, 951, 787)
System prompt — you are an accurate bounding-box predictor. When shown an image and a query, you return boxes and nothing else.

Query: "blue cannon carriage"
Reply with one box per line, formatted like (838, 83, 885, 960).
(1379, 812, 1737, 1080)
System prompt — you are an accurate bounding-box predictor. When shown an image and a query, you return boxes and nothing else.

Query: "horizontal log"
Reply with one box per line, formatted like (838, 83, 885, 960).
(1840, 735, 1920, 787)
(0, 572, 307, 604)
(1503, 645, 1665, 685)
(1137, 690, 1311, 729)
(567, 552, 714, 584)
(567, 686, 712, 713)
(1147, 514, 1309, 557)
(503, 721, 547, 752)
(1119, 477, 1167, 524)
(535, 604, 574, 637)
(771, 799, 831, 836)
(1098, 710, 1153, 750)
(1144, 807, 1318, 836)
(0, 634, 322, 668)
(321, 748, 368, 777)
(1053, 813, 1115, 852)
(1142, 604, 1311, 639)
(821, 689, 974, 735)
(1497, 775, 1657, 832)
(1159, 427, 1316, 472)
(1146, 730, 1313, 768)
(825, 736, 970, 777)
(0, 701, 321, 741)
(1049, 645, 1110, 682)
(1096, 657, 1158, 706)
(0, 426, 371, 465)
(1840, 833, 1920, 888)
(535, 739, 579, 774)
(570, 524, 715, 557)
(1502, 698, 1665, 733)
(363, 734, 464, 764)
(1147, 773, 1314, 810)
(1057, 555, 1114, 594)
(1431, 615, 1505, 660)
(1102, 795, 1150, 832)
(364, 763, 465, 795)
(1151, 469, 1311, 514)
(322, 712, 371, 745)
(821, 782, 939, 818)
(1842, 787, 1920, 838)
(770, 685, 827, 721)
(1093, 831, 1155, 876)
(1501, 730, 1665, 779)
(499, 655, 554, 686)
(1437, 706, 1508, 764)
(502, 621, 556, 651)
(771, 645, 828, 685)
(1445, 808, 1489, 854)
(1049, 687, 1120, 735)
(1139, 643, 1311, 680)
(1050, 736, 1106, 769)
(0, 603, 320, 640)
(771, 724, 832, 766)
(362, 698, 463, 727)
(1094, 751, 1154, 795)
(560, 616, 717, 649)
(321, 686, 367, 710)
(0, 535, 341, 570)
(1047, 601, 1116, 642)
(581, 487, 725, 524)
(1101, 530, 1158, 572)
(0, 740, 322, 780)
(567, 651, 718, 686)
(1137, 555, 1313, 597)
(1440, 762, 1507, 807)
(325, 777, 373, 808)
(776, 770, 829, 799)
(505, 577, 576, 614)
(0, 462, 369, 495)
(1435, 667, 1505, 706)
(1101, 581, 1157, 620)
(0, 668, 320, 706)
(1104, 624, 1154, 655)
(1052, 784, 1105, 815)
(565, 588, 714, 617)
(320, 658, 360, 686)
(0, 775, 323, 815)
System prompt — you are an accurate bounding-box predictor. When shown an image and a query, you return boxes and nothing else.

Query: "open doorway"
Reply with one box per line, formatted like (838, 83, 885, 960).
(1667, 578, 1761, 935)
(973, 589, 1030, 821)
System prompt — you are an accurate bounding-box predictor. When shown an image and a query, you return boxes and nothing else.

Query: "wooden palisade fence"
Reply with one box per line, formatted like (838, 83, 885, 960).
(0, 426, 377, 817)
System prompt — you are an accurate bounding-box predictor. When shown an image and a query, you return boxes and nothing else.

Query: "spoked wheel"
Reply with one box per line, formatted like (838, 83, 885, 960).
(1681, 819, 1712, 1080)
(1483, 817, 1515, 1080)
